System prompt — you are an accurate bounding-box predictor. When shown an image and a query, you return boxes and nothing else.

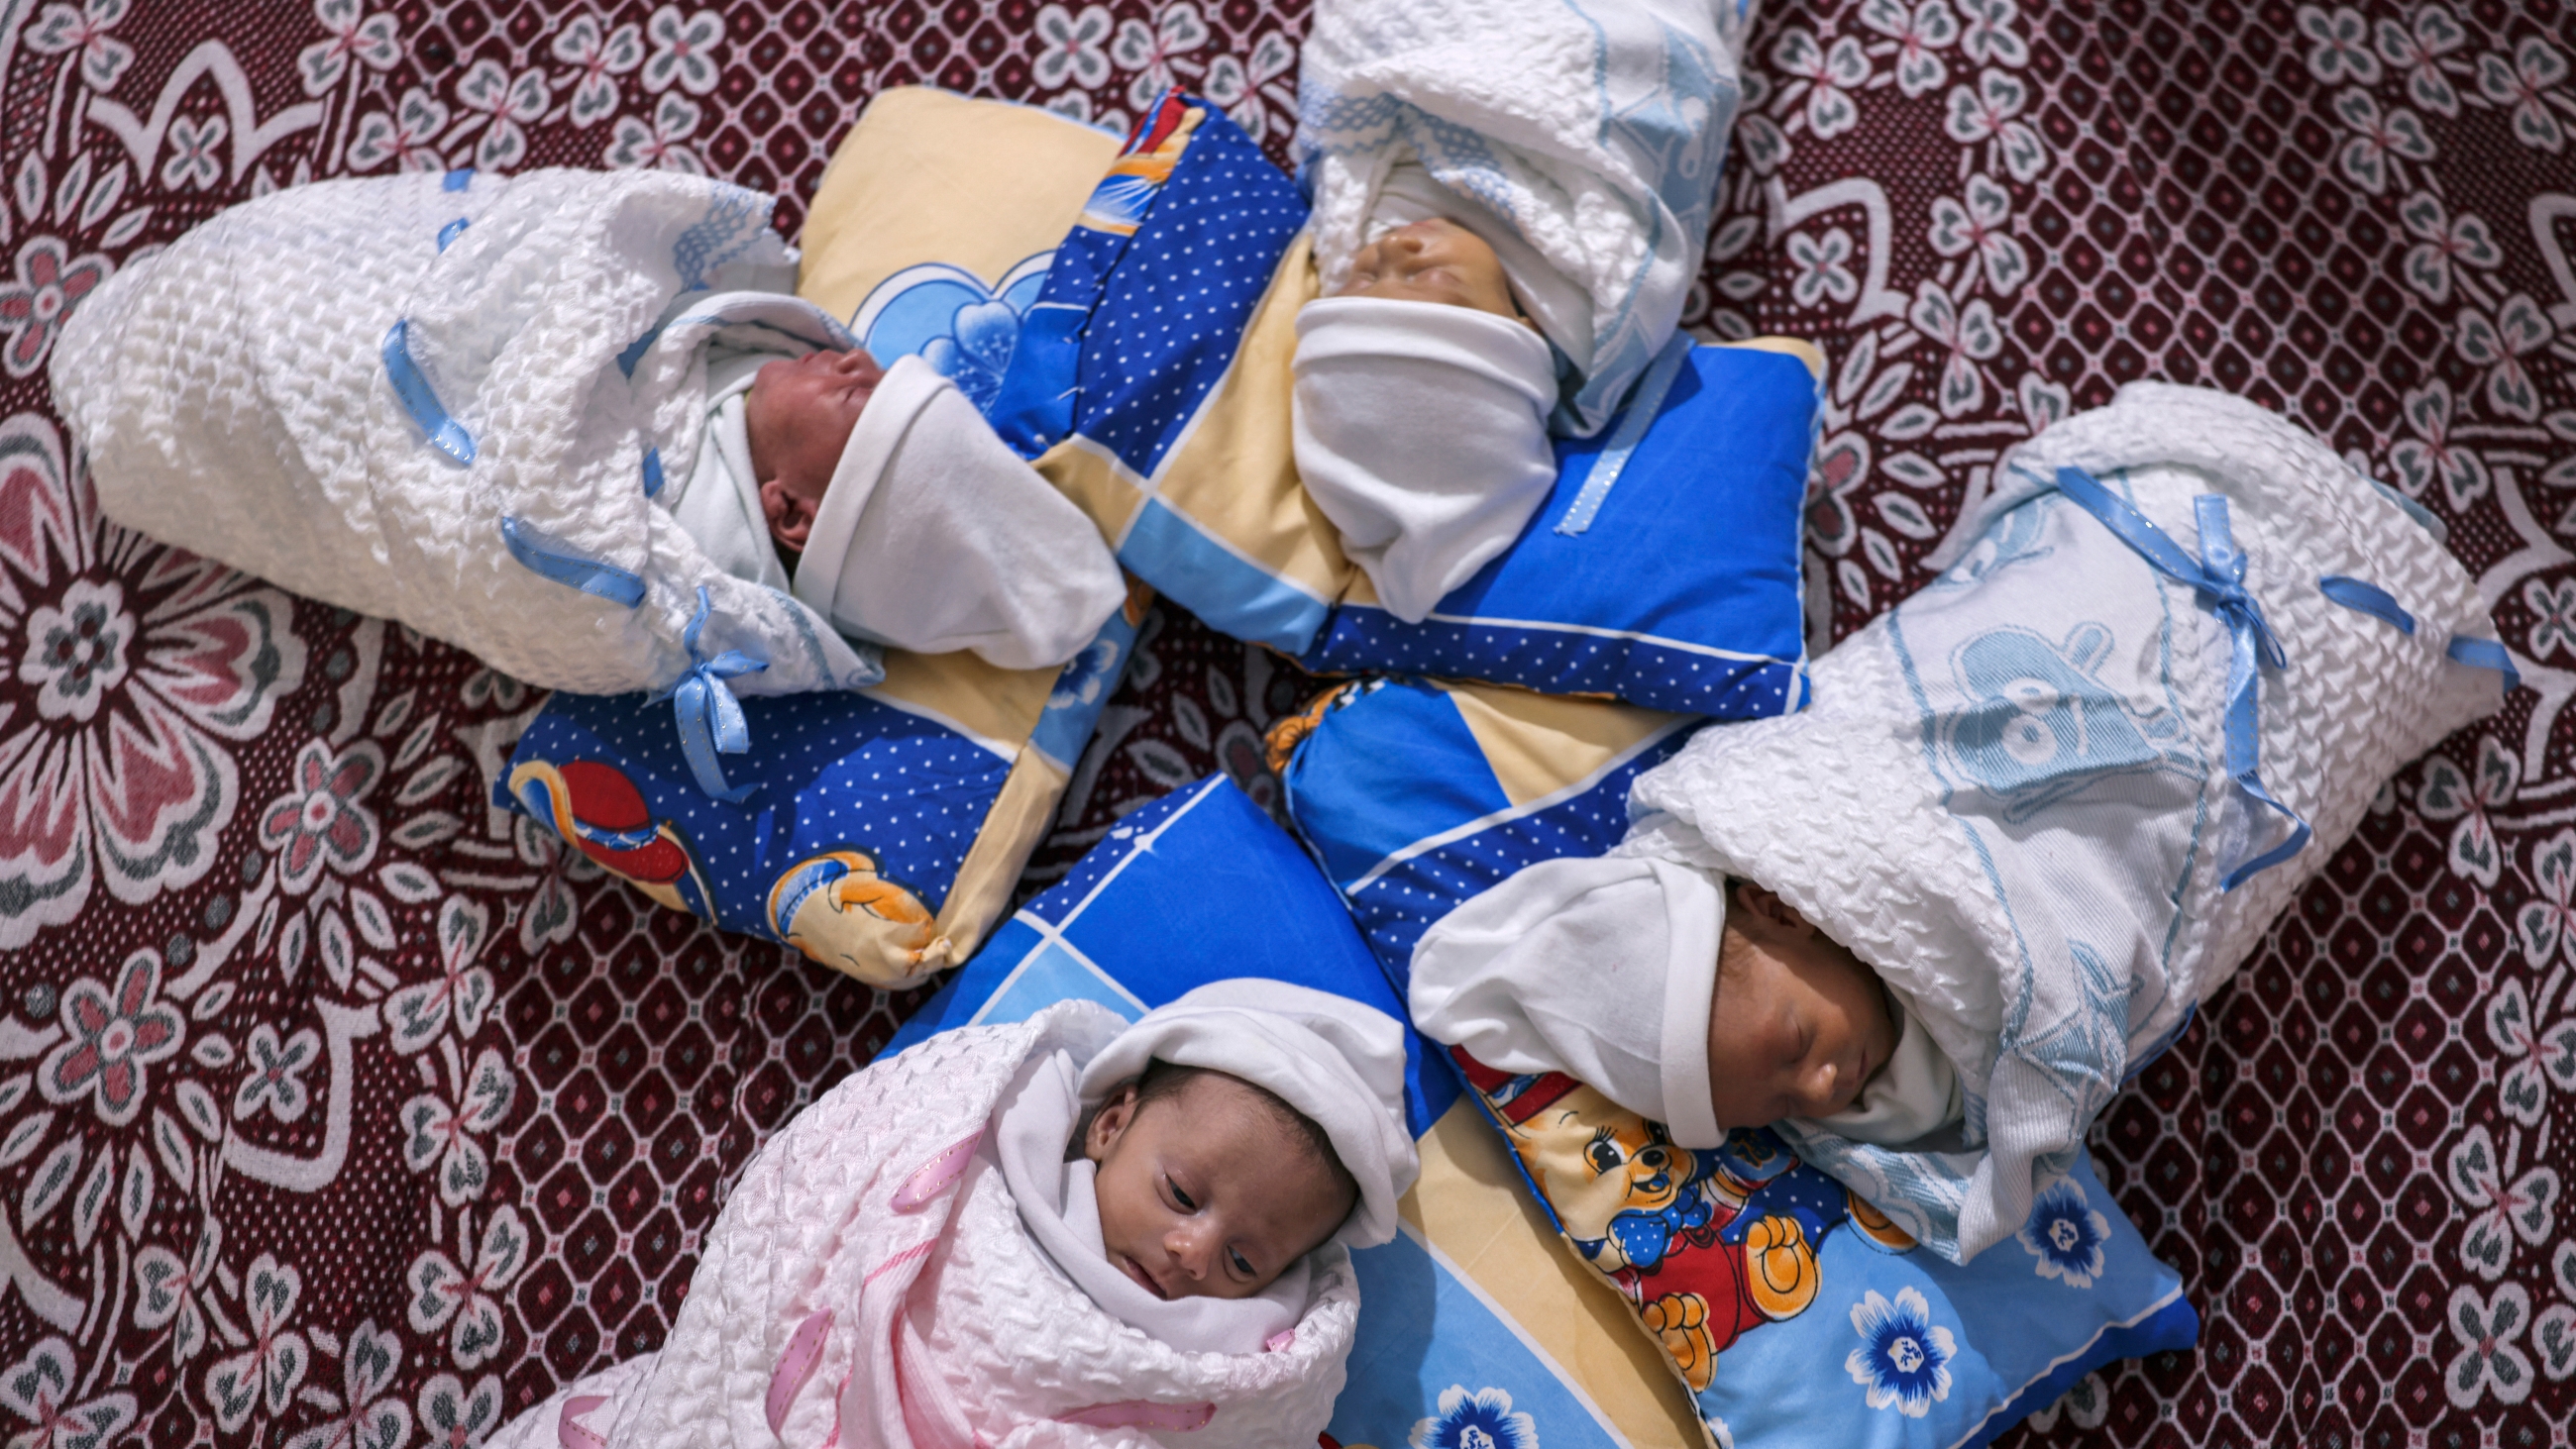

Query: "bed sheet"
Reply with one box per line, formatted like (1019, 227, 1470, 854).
(0, 2, 2568, 1446)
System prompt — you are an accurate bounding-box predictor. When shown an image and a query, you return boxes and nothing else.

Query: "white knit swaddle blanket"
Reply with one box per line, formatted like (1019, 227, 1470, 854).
(1621, 383, 2509, 1261)
(50, 167, 879, 699)
(1298, 0, 1752, 435)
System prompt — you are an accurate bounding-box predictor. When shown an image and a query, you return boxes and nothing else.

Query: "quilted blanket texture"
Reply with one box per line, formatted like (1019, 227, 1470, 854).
(1628, 381, 2502, 1262)
(0, 2, 2571, 1447)
(1299, 0, 1751, 434)
(485, 1003, 1356, 1449)
(50, 166, 880, 699)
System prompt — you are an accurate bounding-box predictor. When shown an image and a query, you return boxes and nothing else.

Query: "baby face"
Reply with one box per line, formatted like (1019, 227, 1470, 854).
(1083, 1072, 1353, 1300)
(1336, 218, 1523, 320)
(745, 347, 885, 550)
(1704, 882, 1900, 1131)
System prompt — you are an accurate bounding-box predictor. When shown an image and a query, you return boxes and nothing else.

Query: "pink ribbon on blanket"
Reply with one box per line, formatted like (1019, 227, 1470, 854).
(768, 1309, 836, 1436)
(557, 1395, 609, 1449)
(1055, 1400, 1218, 1432)
(892, 1130, 983, 1211)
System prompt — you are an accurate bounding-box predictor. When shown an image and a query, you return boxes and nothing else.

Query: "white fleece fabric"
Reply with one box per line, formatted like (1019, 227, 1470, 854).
(483, 1003, 1358, 1449)
(792, 354, 1127, 670)
(1077, 980, 1419, 1250)
(991, 1050, 1311, 1356)
(1411, 854, 1963, 1150)
(50, 168, 883, 698)
(663, 348, 793, 593)
(1292, 296, 1559, 622)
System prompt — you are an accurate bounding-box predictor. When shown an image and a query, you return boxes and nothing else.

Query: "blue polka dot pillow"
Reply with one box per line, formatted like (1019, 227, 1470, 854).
(952, 88, 1817, 721)
(500, 87, 1165, 993)
(498, 592, 1147, 989)
(1279, 677, 2200, 1447)
(1301, 340, 1824, 720)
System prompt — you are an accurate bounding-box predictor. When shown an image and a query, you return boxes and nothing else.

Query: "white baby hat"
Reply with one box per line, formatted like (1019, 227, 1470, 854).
(1077, 979, 1421, 1249)
(793, 354, 1126, 671)
(1409, 855, 1729, 1151)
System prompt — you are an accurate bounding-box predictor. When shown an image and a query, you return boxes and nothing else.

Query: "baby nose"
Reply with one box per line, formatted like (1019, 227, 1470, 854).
(1164, 1222, 1217, 1279)
(1800, 1061, 1844, 1114)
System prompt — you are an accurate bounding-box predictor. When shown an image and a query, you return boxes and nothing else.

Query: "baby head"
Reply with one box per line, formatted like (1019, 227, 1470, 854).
(1082, 1059, 1360, 1300)
(743, 347, 886, 553)
(1703, 880, 1899, 1132)
(1406, 856, 1900, 1151)
(1334, 217, 1525, 322)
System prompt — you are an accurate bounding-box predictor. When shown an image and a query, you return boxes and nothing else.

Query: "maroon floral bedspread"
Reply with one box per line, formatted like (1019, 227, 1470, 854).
(0, 2, 2569, 1445)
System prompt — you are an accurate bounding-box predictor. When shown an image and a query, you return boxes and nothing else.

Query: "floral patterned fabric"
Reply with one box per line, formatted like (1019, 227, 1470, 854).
(0, 1, 2570, 1446)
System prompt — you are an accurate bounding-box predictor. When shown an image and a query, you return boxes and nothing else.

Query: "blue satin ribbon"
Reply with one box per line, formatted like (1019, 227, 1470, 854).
(380, 319, 477, 466)
(443, 168, 474, 192)
(1556, 334, 1694, 537)
(436, 217, 470, 252)
(498, 516, 647, 606)
(641, 447, 665, 498)
(651, 587, 768, 803)
(2318, 575, 2415, 634)
(2052, 466, 2309, 891)
(2447, 635, 2522, 694)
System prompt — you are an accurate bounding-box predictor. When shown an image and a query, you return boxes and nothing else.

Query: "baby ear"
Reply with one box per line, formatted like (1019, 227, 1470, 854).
(760, 478, 819, 553)
(1731, 881, 1815, 936)
(1083, 1083, 1140, 1162)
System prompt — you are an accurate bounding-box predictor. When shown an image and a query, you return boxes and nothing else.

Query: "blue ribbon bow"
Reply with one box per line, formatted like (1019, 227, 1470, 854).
(2052, 466, 2310, 891)
(651, 587, 768, 803)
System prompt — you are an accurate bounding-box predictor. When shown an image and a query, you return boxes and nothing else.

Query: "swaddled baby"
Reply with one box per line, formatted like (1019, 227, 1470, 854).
(984, 980, 1414, 1351)
(1409, 857, 1963, 1152)
(664, 333, 1125, 671)
(498, 980, 1417, 1449)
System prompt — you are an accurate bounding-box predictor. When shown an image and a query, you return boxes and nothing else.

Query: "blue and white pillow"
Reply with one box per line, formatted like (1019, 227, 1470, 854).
(892, 776, 1717, 1449)
(1280, 678, 2200, 1447)
(1303, 340, 1821, 719)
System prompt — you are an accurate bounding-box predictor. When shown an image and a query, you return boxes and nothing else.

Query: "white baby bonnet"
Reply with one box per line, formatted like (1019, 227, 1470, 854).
(793, 354, 1126, 670)
(1077, 979, 1421, 1250)
(1410, 854, 1729, 1150)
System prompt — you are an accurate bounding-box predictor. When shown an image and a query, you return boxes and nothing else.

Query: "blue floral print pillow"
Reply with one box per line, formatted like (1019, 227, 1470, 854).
(1284, 676, 2200, 1447)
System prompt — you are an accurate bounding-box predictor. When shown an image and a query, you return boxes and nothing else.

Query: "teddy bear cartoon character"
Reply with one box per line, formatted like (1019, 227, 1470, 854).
(1457, 1054, 1824, 1392)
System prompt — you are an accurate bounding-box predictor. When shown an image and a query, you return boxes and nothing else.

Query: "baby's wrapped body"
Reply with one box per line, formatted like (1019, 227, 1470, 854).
(1416, 383, 2511, 1263)
(49, 167, 1122, 699)
(483, 983, 1419, 1449)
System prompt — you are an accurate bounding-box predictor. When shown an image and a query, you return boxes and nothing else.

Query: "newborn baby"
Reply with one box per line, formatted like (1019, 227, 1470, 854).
(494, 981, 1416, 1449)
(1292, 209, 1562, 623)
(1079, 1061, 1357, 1302)
(987, 980, 1411, 1354)
(662, 333, 1125, 671)
(1407, 855, 1963, 1151)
